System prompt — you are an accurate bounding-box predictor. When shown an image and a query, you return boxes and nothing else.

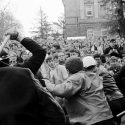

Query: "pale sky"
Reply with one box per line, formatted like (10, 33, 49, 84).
(3, 0, 64, 36)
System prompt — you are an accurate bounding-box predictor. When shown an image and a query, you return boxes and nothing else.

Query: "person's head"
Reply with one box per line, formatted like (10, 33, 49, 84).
(118, 58, 122, 64)
(52, 43, 61, 52)
(105, 55, 111, 63)
(69, 49, 80, 57)
(58, 52, 65, 65)
(65, 57, 83, 75)
(46, 56, 55, 68)
(93, 54, 101, 67)
(109, 56, 117, 65)
(100, 55, 106, 64)
(82, 56, 97, 72)
(110, 39, 116, 47)
(9, 52, 17, 65)
(21, 51, 28, 61)
(65, 52, 70, 60)
(53, 53, 59, 65)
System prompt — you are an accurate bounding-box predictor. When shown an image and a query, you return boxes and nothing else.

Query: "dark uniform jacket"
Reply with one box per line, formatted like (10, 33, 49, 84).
(114, 64, 125, 96)
(16, 37, 46, 75)
(0, 67, 66, 125)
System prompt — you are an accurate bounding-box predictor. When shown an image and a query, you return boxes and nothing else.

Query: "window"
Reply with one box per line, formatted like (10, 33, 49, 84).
(85, 4, 93, 17)
(99, 3, 106, 17)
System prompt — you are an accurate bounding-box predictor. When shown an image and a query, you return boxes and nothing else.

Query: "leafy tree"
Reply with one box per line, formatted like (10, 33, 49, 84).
(51, 31, 61, 40)
(53, 14, 66, 38)
(31, 8, 51, 40)
(103, 0, 125, 38)
(0, 1, 22, 42)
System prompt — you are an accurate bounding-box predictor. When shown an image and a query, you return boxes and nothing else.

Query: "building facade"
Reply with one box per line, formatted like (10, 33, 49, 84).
(62, 0, 109, 39)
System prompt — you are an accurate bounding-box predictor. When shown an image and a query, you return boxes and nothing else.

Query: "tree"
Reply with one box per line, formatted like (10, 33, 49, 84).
(103, 0, 125, 38)
(31, 8, 51, 40)
(53, 14, 66, 39)
(0, 1, 22, 42)
(51, 31, 61, 40)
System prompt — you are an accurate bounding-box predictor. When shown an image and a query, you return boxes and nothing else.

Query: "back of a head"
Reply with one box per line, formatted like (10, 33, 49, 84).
(65, 57, 83, 74)
(0, 67, 40, 125)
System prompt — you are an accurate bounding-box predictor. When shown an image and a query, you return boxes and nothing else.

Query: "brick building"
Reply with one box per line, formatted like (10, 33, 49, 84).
(62, 0, 109, 39)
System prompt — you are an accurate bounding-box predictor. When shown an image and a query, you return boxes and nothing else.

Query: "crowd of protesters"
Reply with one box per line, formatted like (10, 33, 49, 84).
(1, 29, 125, 125)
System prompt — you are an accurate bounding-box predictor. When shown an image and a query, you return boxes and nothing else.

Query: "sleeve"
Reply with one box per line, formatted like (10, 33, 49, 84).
(45, 77, 84, 98)
(25, 69, 66, 125)
(35, 81, 66, 125)
(114, 65, 125, 87)
(61, 66, 68, 80)
(17, 37, 46, 75)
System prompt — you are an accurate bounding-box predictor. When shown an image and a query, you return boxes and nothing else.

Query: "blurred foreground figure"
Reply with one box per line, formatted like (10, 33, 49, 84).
(0, 67, 66, 125)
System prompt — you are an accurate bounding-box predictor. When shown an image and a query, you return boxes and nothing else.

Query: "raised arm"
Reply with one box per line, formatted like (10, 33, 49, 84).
(6, 30, 46, 75)
(44, 78, 83, 98)
(17, 37, 46, 75)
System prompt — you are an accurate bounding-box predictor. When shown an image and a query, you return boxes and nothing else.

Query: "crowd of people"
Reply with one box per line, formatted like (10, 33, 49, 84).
(1, 30, 125, 125)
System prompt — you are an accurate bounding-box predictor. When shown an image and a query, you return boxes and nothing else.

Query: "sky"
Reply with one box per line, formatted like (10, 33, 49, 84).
(2, 0, 64, 36)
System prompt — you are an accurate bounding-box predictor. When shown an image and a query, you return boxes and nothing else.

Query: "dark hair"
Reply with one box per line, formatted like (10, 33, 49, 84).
(93, 54, 101, 59)
(46, 56, 53, 63)
(69, 49, 80, 57)
(100, 55, 106, 63)
(110, 39, 116, 43)
(53, 43, 61, 50)
(65, 57, 83, 74)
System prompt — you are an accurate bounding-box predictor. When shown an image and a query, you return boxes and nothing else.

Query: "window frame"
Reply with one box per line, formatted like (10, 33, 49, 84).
(85, 4, 93, 17)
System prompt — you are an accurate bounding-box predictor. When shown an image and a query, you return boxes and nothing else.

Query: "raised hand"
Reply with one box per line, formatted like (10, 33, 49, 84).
(5, 28, 24, 42)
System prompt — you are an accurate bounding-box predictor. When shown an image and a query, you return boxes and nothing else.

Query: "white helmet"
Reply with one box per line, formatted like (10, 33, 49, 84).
(82, 56, 97, 68)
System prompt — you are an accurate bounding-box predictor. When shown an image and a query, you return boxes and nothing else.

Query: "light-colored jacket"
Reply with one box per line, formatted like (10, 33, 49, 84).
(50, 64, 68, 85)
(51, 71, 113, 125)
(40, 62, 51, 79)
